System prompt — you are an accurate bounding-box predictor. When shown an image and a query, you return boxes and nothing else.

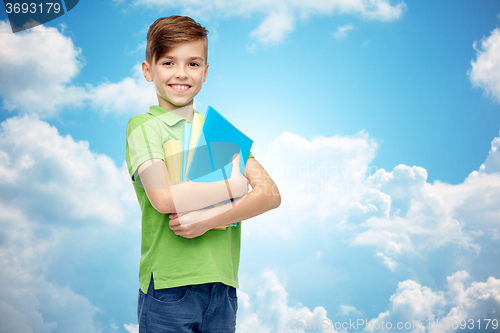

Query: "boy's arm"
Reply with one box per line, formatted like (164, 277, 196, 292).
(138, 154, 249, 214)
(168, 157, 281, 238)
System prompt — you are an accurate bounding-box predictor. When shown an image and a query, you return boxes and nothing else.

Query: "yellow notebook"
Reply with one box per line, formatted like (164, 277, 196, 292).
(187, 113, 204, 174)
(163, 140, 182, 183)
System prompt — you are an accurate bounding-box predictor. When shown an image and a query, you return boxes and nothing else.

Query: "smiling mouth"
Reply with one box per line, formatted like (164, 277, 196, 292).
(169, 84, 191, 91)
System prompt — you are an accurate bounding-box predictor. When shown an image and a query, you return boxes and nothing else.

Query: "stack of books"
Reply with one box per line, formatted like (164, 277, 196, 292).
(164, 106, 253, 230)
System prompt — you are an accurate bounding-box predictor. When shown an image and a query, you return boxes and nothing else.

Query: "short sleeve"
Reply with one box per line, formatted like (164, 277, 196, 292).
(126, 115, 166, 180)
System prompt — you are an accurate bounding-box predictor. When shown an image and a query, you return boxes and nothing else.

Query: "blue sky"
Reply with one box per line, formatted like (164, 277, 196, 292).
(1, 0, 500, 332)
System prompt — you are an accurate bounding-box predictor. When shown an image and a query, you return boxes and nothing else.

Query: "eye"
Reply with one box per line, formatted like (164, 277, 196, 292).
(189, 62, 200, 67)
(163, 61, 173, 66)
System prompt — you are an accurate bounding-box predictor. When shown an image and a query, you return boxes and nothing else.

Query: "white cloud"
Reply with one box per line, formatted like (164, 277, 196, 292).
(86, 63, 157, 115)
(0, 202, 103, 333)
(351, 164, 479, 264)
(249, 129, 500, 273)
(249, 11, 295, 45)
(0, 114, 136, 225)
(375, 251, 397, 271)
(430, 133, 500, 241)
(237, 270, 331, 333)
(431, 172, 500, 238)
(365, 271, 500, 333)
(0, 115, 141, 331)
(246, 130, 379, 238)
(477, 131, 500, 174)
(238, 269, 500, 333)
(124, 323, 139, 333)
(131, 0, 406, 45)
(373, 280, 445, 328)
(333, 24, 354, 39)
(469, 28, 500, 103)
(0, 20, 156, 117)
(337, 303, 362, 316)
(0, 21, 86, 117)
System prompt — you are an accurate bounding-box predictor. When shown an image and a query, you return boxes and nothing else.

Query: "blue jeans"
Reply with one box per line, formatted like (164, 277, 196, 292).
(138, 277, 238, 333)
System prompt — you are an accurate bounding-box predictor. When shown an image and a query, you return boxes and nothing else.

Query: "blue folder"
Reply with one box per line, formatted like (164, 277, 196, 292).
(187, 106, 253, 183)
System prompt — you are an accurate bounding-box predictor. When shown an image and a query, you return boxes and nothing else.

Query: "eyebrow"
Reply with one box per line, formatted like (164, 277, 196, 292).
(161, 55, 204, 61)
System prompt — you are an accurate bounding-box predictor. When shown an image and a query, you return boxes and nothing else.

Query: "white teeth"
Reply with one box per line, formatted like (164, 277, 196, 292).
(172, 85, 189, 90)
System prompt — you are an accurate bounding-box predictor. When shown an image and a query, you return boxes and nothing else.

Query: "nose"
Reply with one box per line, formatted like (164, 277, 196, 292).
(175, 66, 188, 79)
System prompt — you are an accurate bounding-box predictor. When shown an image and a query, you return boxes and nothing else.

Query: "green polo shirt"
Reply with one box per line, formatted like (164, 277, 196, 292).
(126, 105, 252, 293)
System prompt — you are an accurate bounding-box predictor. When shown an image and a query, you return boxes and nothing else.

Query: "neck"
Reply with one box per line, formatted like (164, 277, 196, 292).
(170, 104, 194, 123)
(158, 99, 195, 123)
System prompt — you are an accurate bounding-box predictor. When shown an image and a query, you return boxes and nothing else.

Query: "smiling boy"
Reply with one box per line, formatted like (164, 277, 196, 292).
(146, 37, 207, 123)
(126, 16, 281, 332)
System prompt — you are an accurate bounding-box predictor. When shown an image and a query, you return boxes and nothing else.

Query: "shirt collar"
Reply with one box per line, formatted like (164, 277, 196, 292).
(148, 105, 200, 126)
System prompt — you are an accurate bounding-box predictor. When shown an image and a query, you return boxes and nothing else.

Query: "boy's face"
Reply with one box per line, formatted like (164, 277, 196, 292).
(143, 39, 208, 111)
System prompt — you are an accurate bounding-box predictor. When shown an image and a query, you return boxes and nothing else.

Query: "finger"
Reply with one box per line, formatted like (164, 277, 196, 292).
(175, 229, 192, 238)
(232, 153, 240, 165)
(170, 212, 189, 220)
(231, 153, 240, 173)
(169, 219, 181, 227)
(170, 225, 183, 233)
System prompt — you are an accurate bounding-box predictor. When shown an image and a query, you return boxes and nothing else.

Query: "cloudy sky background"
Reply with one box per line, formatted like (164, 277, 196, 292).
(1, 0, 500, 332)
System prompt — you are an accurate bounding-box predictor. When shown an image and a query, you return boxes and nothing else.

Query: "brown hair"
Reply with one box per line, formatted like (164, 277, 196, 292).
(146, 16, 208, 65)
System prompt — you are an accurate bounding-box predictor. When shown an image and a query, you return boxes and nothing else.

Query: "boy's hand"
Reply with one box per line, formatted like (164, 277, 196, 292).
(228, 153, 250, 198)
(169, 211, 212, 239)
(167, 154, 250, 239)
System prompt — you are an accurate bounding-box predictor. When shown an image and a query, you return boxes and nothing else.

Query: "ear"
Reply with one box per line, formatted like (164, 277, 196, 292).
(142, 60, 153, 82)
(203, 62, 209, 82)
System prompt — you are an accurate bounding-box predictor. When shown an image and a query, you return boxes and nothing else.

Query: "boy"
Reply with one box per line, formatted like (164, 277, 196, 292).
(125, 15, 281, 332)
